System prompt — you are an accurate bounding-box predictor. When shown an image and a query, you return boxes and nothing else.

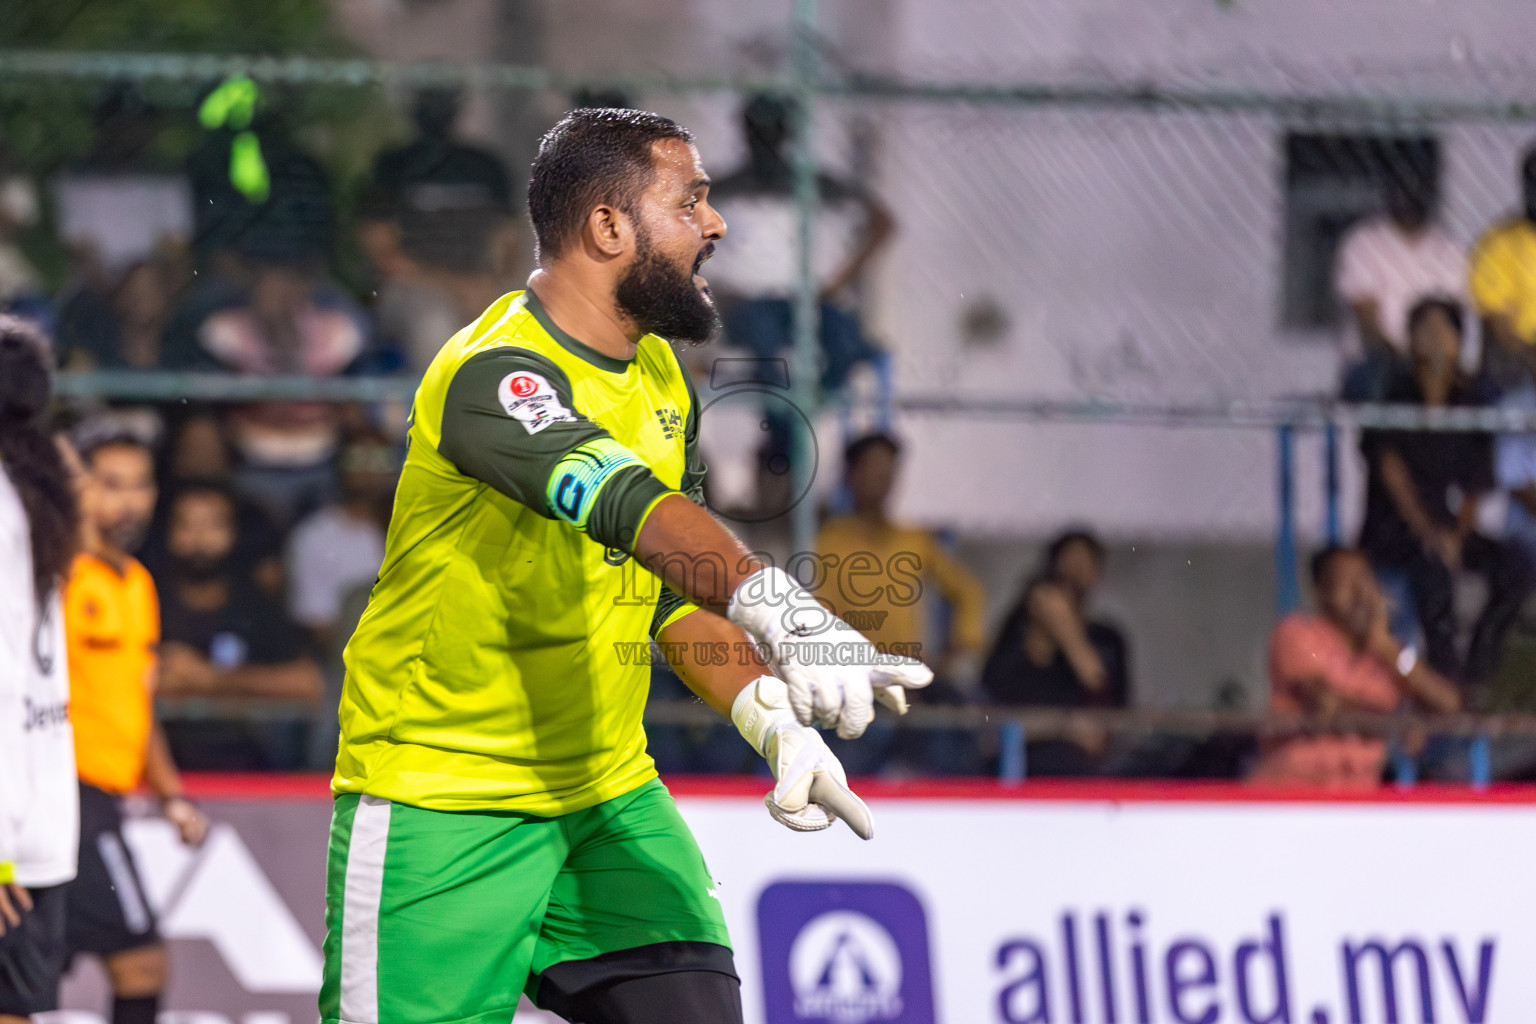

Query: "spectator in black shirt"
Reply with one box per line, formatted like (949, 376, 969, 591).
(57, 257, 184, 371)
(368, 87, 512, 259)
(983, 531, 1130, 708)
(1360, 297, 1535, 685)
(154, 482, 322, 769)
(982, 530, 1130, 775)
(139, 413, 285, 597)
(360, 87, 519, 373)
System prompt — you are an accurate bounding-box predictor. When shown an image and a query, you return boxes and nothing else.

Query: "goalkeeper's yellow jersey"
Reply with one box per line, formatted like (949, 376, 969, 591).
(334, 289, 704, 816)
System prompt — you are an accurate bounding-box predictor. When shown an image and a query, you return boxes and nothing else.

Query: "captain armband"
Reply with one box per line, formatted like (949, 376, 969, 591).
(546, 438, 647, 532)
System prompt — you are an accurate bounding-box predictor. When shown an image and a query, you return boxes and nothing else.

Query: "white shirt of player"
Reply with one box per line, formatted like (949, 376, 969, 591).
(1335, 216, 1469, 358)
(0, 462, 78, 888)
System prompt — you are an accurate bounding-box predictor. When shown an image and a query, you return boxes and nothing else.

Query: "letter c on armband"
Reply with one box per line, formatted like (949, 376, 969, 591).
(554, 474, 586, 521)
(546, 438, 646, 533)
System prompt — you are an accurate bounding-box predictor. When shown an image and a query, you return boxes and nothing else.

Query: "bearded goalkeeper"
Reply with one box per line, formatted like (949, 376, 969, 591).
(322, 108, 931, 1024)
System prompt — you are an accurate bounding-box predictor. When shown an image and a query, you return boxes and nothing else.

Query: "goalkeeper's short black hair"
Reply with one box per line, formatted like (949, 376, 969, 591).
(528, 108, 694, 262)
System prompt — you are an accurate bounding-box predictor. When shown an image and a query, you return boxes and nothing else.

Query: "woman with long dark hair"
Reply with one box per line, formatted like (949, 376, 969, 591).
(0, 315, 80, 1024)
(980, 530, 1131, 775)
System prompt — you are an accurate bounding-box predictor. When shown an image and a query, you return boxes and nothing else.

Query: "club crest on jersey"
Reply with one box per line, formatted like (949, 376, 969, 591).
(498, 371, 575, 435)
(655, 407, 682, 440)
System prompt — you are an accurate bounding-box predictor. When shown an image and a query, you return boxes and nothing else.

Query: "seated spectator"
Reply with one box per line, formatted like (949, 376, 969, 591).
(53, 83, 193, 354)
(1360, 297, 1535, 685)
(1335, 161, 1467, 400)
(175, 92, 374, 526)
(140, 412, 285, 596)
(0, 153, 47, 326)
(812, 432, 987, 775)
(186, 90, 333, 271)
(167, 411, 234, 480)
(155, 482, 323, 769)
(982, 530, 1130, 775)
(1472, 145, 1536, 389)
(286, 428, 397, 647)
(57, 256, 183, 370)
(163, 256, 371, 527)
(361, 87, 520, 373)
(369, 88, 513, 271)
(983, 531, 1129, 708)
(1484, 205, 1536, 576)
(814, 433, 987, 674)
(1252, 547, 1460, 788)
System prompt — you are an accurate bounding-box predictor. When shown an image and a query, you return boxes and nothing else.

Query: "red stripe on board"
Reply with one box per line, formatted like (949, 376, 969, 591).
(664, 776, 1536, 804)
(174, 772, 1536, 805)
(179, 773, 334, 800)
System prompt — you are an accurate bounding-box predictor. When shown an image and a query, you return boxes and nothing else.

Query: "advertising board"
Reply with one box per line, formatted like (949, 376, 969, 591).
(50, 778, 1536, 1024)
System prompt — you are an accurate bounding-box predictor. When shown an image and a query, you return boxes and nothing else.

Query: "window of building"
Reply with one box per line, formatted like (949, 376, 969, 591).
(1281, 132, 1440, 330)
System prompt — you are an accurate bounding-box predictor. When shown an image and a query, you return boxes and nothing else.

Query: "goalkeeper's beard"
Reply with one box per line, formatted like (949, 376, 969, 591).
(614, 227, 719, 345)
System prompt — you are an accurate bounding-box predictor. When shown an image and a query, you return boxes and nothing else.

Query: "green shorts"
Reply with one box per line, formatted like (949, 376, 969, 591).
(319, 778, 732, 1024)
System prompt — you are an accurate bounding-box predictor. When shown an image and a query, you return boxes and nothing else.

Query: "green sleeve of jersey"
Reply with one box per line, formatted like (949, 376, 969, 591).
(438, 348, 672, 552)
(677, 367, 708, 503)
(649, 366, 709, 639)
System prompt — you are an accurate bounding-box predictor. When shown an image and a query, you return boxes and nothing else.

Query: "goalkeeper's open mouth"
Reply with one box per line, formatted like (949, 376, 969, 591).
(692, 243, 716, 295)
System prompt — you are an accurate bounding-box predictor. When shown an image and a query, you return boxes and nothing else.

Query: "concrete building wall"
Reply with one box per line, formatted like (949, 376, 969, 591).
(328, 0, 1536, 704)
(873, 0, 1536, 539)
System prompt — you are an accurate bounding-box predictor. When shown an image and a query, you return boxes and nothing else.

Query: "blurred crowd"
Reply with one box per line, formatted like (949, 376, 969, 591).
(22, 82, 1536, 786)
(11, 83, 904, 774)
(648, 141, 1536, 787)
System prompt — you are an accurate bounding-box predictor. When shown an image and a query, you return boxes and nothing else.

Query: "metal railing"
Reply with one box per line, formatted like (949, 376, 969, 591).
(7, 48, 1536, 123)
(60, 370, 1536, 432)
(68, 366, 1536, 616)
(642, 702, 1536, 788)
(157, 693, 1536, 788)
(15, 17, 1536, 562)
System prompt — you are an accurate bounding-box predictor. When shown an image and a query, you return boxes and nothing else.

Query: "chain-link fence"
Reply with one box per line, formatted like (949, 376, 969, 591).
(9, 0, 1536, 780)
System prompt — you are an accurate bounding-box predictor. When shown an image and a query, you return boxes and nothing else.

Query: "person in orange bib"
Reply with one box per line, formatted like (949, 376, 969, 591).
(61, 418, 207, 1024)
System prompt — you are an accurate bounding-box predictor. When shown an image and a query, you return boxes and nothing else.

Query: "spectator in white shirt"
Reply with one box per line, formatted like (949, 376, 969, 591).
(285, 428, 397, 647)
(1336, 166, 1469, 400)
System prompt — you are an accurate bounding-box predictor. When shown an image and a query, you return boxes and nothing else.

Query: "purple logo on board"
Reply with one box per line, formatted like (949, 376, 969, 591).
(757, 881, 936, 1024)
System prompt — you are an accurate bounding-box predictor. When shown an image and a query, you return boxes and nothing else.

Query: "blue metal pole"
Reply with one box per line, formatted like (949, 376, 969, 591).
(1324, 418, 1341, 545)
(999, 721, 1026, 784)
(1276, 425, 1301, 615)
(1392, 747, 1418, 788)
(1469, 735, 1492, 790)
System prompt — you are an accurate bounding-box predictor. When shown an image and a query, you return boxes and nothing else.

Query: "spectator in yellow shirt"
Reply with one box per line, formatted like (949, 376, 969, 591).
(814, 433, 987, 687)
(1471, 147, 1536, 355)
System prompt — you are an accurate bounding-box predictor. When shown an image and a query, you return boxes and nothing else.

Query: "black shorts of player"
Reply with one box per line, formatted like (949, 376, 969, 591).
(65, 782, 160, 957)
(0, 884, 68, 1016)
(533, 941, 744, 1024)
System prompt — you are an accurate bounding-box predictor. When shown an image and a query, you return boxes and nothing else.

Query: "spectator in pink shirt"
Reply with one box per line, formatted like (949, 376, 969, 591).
(1252, 547, 1460, 788)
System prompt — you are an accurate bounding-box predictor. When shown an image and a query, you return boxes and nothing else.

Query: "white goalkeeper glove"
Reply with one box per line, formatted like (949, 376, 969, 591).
(727, 566, 933, 738)
(732, 676, 875, 840)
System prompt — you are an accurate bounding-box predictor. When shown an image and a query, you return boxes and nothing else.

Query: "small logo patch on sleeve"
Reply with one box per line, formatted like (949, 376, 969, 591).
(498, 371, 575, 434)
